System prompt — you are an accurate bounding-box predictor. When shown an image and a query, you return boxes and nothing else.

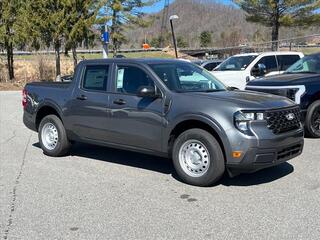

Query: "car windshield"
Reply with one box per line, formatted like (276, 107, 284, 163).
(214, 55, 257, 71)
(285, 54, 320, 74)
(148, 62, 227, 92)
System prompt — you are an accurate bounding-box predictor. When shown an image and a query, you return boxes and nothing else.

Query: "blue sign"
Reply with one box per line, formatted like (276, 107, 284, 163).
(103, 32, 109, 43)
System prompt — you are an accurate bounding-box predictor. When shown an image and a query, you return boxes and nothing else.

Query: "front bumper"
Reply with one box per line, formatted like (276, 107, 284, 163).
(226, 128, 304, 177)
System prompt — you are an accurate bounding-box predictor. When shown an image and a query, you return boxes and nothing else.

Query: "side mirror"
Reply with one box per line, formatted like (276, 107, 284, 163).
(252, 63, 267, 77)
(137, 86, 160, 98)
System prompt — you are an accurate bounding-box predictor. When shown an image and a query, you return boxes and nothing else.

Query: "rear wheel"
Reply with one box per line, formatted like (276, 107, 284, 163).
(305, 100, 320, 138)
(38, 115, 71, 156)
(172, 128, 225, 186)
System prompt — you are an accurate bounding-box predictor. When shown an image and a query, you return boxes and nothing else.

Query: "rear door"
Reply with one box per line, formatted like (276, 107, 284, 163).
(67, 63, 111, 142)
(106, 63, 164, 152)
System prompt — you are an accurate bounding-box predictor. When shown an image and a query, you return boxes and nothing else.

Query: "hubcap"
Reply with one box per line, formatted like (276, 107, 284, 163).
(179, 140, 210, 177)
(311, 107, 320, 134)
(41, 123, 59, 150)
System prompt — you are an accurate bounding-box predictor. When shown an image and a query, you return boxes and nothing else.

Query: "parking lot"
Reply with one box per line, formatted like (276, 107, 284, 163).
(0, 91, 319, 240)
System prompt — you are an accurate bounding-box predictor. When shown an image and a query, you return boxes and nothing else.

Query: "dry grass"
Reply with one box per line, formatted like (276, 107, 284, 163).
(0, 55, 74, 90)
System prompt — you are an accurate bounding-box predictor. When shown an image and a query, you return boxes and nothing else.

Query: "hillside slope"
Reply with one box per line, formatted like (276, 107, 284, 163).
(125, 0, 319, 48)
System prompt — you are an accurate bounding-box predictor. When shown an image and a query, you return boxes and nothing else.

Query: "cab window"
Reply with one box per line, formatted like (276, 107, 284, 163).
(83, 65, 109, 91)
(254, 56, 278, 73)
(277, 55, 300, 71)
(116, 65, 154, 95)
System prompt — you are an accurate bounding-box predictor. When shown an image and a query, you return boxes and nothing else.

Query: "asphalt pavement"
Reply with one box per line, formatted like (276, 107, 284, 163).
(0, 91, 319, 240)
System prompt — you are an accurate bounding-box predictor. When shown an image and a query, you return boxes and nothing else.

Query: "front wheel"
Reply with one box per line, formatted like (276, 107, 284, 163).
(305, 100, 320, 138)
(38, 114, 71, 156)
(172, 128, 225, 186)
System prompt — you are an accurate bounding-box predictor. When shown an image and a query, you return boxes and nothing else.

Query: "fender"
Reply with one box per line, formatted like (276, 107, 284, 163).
(163, 113, 232, 160)
(35, 99, 64, 123)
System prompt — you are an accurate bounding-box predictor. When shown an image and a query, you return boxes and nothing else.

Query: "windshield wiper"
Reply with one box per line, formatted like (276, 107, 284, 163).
(203, 89, 226, 92)
(286, 71, 318, 74)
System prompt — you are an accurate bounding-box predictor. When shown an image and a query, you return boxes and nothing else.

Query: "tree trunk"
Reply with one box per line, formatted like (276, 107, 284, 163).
(271, 21, 280, 51)
(111, 9, 118, 57)
(72, 46, 77, 69)
(54, 40, 61, 79)
(4, 35, 14, 81)
(5, 39, 14, 81)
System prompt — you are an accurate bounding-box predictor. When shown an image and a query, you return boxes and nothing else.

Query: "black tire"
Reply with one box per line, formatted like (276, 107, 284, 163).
(172, 128, 225, 187)
(38, 114, 71, 156)
(305, 100, 320, 138)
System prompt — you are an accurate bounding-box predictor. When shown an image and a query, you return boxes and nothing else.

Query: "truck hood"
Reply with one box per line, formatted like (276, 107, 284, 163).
(183, 90, 295, 109)
(247, 73, 320, 86)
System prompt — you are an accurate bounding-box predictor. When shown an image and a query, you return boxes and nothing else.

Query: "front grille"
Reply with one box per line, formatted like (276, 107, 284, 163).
(266, 106, 301, 134)
(277, 144, 302, 160)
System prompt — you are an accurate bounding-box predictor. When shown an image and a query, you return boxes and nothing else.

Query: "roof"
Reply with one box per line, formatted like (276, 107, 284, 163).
(233, 51, 304, 57)
(80, 58, 191, 65)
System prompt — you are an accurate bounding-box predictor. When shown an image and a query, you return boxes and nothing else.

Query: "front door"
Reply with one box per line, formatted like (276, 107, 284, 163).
(107, 64, 164, 152)
(66, 64, 111, 142)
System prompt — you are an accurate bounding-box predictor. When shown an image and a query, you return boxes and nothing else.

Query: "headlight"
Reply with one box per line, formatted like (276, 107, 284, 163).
(287, 88, 298, 102)
(234, 111, 265, 134)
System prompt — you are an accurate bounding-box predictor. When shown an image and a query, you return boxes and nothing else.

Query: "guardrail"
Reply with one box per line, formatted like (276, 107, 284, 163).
(0, 48, 164, 56)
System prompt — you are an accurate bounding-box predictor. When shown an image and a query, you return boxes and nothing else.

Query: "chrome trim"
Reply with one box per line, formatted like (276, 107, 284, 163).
(245, 85, 306, 104)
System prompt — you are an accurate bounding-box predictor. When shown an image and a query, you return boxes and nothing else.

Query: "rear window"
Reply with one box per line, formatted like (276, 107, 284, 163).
(277, 55, 301, 71)
(83, 65, 109, 91)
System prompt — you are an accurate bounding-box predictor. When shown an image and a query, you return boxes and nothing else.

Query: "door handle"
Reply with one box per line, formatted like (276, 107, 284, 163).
(113, 99, 126, 105)
(76, 95, 87, 100)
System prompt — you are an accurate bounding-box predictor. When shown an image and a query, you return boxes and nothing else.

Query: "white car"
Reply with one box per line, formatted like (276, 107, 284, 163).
(211, 52, 304, 89)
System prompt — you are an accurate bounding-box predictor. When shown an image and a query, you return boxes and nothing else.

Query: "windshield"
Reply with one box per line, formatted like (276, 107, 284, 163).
(148, 62, 226, 92)
(286, 54, 320, 74)
(214, 55, 257, 71)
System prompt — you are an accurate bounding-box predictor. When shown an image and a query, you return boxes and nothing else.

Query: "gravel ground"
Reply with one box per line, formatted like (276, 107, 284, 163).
(0, 91, 319, 240)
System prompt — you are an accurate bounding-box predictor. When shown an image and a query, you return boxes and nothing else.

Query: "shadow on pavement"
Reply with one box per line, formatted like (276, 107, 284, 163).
(33, 142, 294, 186)
(220, 162, 294, 187)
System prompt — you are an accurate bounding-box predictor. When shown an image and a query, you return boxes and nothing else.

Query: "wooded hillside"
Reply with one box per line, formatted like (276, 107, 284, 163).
(125, 0, 319, 48)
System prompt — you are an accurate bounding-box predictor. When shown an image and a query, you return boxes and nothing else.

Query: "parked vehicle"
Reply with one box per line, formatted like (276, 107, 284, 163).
(211, 51, 304, 89)
(246, 53, 320, 138)
(201, 60, 223, 71)
(23, 59, 304, 186)
(192, 59, 223, 71)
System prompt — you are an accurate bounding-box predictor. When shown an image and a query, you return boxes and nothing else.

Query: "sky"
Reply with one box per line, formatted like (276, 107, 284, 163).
(142, 0, 236, 13)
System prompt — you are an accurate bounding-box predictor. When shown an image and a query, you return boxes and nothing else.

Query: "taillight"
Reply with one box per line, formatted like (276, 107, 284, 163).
(22, 89, 27, 109)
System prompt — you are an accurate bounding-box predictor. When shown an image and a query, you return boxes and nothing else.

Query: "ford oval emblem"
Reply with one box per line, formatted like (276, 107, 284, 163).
(286, 113, 295, 121)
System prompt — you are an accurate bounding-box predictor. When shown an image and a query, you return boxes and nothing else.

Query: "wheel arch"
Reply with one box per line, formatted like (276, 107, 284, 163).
(35, 102, 63, 131)
(166, 116, 230, 162)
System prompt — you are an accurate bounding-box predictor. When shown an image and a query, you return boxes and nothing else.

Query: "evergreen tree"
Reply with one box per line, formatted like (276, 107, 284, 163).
(235, 0, 320, 50)
(200, 31, 212, 47)
(24, 0, 66, 77)
(63, 0, 102, 68)
(177, 36, 188, 48)
(99, 0, 155, 57)
(0, 0, 24, 81)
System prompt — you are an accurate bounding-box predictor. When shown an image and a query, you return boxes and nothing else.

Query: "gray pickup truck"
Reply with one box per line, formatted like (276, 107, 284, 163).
(23, 59, 304, 186)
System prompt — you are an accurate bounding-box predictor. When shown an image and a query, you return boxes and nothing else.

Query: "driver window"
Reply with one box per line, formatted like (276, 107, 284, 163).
(254, 56, 278, 73)
(116, 65, 154, 95)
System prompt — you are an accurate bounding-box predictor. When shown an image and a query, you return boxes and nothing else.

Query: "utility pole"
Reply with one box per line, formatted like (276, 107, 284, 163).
(169, 15, 179, 58)
(102, 23, 109, 58)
